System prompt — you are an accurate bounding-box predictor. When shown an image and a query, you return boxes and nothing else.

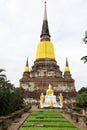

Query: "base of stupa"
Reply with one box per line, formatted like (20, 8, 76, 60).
(40, 102, 62, 108)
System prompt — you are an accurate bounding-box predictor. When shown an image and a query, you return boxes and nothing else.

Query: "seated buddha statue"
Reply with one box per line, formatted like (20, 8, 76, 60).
(40, 84, 62, 108)
(44, 84, 57, 107)
(46, 84, 54, 96)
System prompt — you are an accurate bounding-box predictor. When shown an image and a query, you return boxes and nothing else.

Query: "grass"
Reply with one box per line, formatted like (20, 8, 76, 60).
(19, 110, 79, 130)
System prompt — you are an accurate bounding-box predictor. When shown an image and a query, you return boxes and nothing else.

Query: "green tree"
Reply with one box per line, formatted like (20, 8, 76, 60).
(0, 69, 24, 116)
(81, 32, 87, 63)
(78, 87, 87, 94)
(0, 69, 6, 78)
(76, 92, 87, 108)
(76, 87, 87, 108)
(0, 69, 6, 84)
(83, 32, 87, 44)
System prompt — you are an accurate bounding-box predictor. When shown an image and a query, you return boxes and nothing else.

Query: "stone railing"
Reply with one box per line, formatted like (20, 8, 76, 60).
(0, 105, 31, 130)
(70, 112, 87, 127)
(63, 108, 87, 127)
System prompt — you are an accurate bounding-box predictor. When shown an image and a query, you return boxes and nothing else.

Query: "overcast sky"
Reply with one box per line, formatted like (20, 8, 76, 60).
(0, 0, 87, 91)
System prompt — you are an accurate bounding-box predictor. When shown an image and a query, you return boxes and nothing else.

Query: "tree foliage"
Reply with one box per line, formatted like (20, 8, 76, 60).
(83, 32, 87, 44)
(0, 69, 24, 116)
(81, 32, 87, 63)
(76, 87, 87, 108)
(78, 87, 87, 94)
(81, 56, 87, 63)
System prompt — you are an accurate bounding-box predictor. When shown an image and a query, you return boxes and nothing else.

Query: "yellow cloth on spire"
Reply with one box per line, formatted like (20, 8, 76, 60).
(36, 41, 55, 60)
(24, 66, 29, 72)
(64, 66, 70, 72)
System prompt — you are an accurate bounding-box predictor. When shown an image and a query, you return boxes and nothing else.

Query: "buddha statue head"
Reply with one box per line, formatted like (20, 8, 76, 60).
(47, 84, 54, 95)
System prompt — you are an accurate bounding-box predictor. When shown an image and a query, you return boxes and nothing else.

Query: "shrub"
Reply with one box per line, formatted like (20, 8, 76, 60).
(83, 117, 87, 125)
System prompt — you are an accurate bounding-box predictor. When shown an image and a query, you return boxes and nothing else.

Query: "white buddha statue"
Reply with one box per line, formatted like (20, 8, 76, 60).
(44, 84, 57, 107)
(40, 84, 63, 108)
(46, 84, 54, 96)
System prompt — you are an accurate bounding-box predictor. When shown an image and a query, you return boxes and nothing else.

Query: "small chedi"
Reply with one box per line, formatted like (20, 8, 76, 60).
(40, 84, 63, 108)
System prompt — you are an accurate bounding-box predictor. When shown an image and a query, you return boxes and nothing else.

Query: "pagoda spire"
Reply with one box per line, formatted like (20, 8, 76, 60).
(44, 1, 47, 20)
(64, 58, 72, 78)
(64, 58, 70, 72)
(24, 58, 29, 72)
(40, 1, 51, 41)
(26, 57, 29, 66)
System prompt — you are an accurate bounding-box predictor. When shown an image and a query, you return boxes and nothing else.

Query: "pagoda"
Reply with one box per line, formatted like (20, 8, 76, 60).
(19, 2, 76, 103)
